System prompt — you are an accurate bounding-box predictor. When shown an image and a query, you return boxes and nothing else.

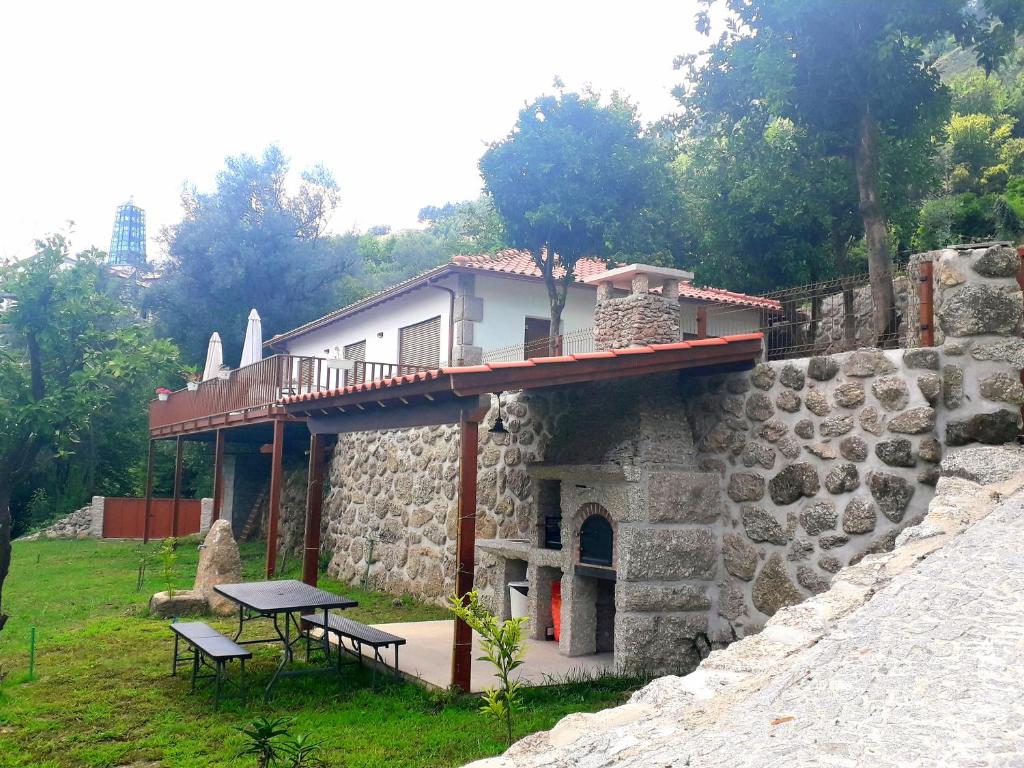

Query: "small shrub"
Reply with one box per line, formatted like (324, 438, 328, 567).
(237, 716, 327, 768)
(159, 537, 178, 598)
(447, 590, 526, 746)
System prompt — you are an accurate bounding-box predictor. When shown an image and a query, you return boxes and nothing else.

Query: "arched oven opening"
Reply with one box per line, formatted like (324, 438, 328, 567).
(573, 503, 616, 655)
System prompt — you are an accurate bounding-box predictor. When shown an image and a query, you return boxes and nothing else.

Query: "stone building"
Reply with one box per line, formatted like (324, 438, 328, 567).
(278, 248, 1023, 677)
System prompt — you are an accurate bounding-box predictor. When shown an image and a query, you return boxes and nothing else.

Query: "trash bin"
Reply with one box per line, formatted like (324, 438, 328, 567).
(508, 581, 530, 619)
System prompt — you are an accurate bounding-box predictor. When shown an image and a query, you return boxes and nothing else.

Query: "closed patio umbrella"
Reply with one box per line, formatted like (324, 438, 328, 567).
(239, 308, 263, 367)
(201, 332, 224, 381)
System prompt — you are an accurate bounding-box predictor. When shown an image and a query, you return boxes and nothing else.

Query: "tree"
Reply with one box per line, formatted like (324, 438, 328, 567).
(145, 146, 358, 365)
(417, 195, 508, 255)
(683, 0, 1024, 340)
(0, 237, 178, 632)
(480, 89, 678, 353)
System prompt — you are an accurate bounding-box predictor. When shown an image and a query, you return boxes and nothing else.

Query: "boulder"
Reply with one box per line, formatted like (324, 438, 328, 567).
(818, 533, 849, 550)
(839, 435, 868, 462)
(888, 407, 936, 435)
(866, 471, 915, 523)
(799, 500, 837, 536)
(805, 442, 837, 460)
(796, 565, 830, 595)
(775, 390, 802, 413)
(946, 410, 1021, 446)
(918, 437, 943, 464)
(859, 406, 886, 436)
(745, 392, 775, 421)
(805, 391, 831, 416)
(938, 284, 1022, 336)
(727, 473, 765, 502)
(194, 519, 243, 616)
(824, 463, 860, 494)
(751, 554, 804, 616)
(150, 589, 207, 619)
(875, 438, 916, 467)
(979, 372, 1024, 404)
(794, 419, 815, 439)
(842, 496, 877, 534)
(941, 445, 1024, 484)
(779, 364, 806, 391)
(741, 505, 788, 545)
(722, 533, 759, 581)
(750, 363, 776, 390)
(871, 376, 909, 411)
(902, 348, 939, 370)
(741, 442, 777, 470)
(942, 365, 964, 409)
(768, 463, 820, 505)
(833, 382, 866, 409)
(841, 349, 896, 377)
(808, 356, 840, 381)
(917, 374, 941, 405)
(820, 414, 854, 437)
(971, 245, 1020, 277)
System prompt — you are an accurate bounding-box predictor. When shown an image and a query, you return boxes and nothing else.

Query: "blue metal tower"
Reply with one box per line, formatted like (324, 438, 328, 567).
(109, 199, 147, 268)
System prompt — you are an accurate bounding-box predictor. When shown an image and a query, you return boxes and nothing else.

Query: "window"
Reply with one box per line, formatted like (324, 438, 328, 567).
(524, 317, 552, 359)
(344, 339, 366, 385)
(399, 316, 441, 369)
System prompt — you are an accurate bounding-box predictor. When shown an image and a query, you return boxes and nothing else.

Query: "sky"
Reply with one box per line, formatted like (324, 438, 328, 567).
(0, 1, 712, 262)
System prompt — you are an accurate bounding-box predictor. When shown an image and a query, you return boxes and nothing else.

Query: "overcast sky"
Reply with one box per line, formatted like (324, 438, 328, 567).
(0, 1, 711, 261)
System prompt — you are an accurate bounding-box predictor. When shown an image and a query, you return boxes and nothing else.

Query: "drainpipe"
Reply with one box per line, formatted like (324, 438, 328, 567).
(431, 281, 457, 366)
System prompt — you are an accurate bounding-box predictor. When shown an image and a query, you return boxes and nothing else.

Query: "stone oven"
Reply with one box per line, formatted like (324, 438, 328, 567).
(477, 370, 725, 676)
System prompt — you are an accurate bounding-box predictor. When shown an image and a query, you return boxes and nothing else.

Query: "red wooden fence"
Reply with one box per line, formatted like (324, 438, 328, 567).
(102, 498, 202, 539)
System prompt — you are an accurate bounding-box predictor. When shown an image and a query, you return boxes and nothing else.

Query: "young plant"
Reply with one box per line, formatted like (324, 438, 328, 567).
(236, 716, 293, 768)
(180, 365, 202, 384)
(447, 589, 527, 746)
(282, 733, 327, 768)
(159, 537, 178, 598)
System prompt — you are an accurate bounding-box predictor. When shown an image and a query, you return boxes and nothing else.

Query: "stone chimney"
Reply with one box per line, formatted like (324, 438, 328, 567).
(585, 264, 694, 350)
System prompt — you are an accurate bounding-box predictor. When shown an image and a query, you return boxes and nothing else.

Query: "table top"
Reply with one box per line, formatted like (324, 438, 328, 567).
(213, 580, 358, 613)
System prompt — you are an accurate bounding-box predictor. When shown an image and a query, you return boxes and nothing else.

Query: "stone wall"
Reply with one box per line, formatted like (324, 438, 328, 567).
(320, 391, 555, 599)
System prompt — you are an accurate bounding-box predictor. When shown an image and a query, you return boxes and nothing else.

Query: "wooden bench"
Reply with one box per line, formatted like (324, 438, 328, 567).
(301, 614, 405, 684)
(170, 621, 251, 707)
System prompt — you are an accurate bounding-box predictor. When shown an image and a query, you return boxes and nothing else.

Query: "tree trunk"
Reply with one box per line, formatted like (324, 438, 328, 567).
(0, 475, 11, 633)
(854, 109, 896, 345)
(831, 228, 857, 349)
(548, 296, 565, 356)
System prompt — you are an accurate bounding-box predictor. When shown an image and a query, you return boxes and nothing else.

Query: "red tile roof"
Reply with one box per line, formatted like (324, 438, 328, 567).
(282, 333, 764, 408)
(268, 251, 778, 346)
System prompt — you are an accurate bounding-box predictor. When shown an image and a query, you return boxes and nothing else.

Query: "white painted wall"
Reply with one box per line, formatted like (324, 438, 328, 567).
(282, 276, 455, 367)
(473, 274, 596, 357)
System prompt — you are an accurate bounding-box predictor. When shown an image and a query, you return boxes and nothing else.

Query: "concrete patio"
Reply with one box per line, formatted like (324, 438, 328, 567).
(359, 620, 613, 693)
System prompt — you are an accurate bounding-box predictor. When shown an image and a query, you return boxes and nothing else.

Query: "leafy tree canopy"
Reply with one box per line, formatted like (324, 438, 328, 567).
(0, 237, 179, 631)
(145, 146, 358, 366)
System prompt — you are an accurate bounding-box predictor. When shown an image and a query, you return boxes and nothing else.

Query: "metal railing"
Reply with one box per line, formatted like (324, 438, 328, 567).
(697, 267, 923, 361)
(149, 354, 432, 430)
(482, 327, 596, 363)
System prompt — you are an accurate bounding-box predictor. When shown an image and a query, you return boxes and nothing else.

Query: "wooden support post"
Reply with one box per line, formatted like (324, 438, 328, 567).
(451, 418, 479, 693)
(918, 259, 935, 348)
(696, 306, 708, 339)
(142, 439, 156, 544)
(171, 436, 184, 538)
(212, 429, 225, 522)
(301, 433, 326, 587)
(266, 420, 285, 579)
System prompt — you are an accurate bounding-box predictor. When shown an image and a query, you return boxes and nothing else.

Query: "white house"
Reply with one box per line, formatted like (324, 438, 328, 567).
(265, 250, 778, 371)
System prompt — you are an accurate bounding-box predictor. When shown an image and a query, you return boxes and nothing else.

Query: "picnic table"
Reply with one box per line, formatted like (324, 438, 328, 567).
(214, 579, 357, 700)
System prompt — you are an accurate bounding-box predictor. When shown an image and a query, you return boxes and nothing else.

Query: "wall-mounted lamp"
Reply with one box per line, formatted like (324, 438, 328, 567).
(376, 331, 384, 338)
(489, 392, 509, 436)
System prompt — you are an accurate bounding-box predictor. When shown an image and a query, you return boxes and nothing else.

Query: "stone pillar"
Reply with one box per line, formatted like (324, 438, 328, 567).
(453, 272, 483, 365)
(199, 498, 214, 534)
(932, 243, 1024, 446)
(89, 496, 105, 538)
(594, 276, 681, 351)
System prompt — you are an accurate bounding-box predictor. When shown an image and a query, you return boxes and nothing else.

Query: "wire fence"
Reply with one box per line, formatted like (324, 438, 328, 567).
(701, 266, 923, 361)
(481, 327, 596, 362)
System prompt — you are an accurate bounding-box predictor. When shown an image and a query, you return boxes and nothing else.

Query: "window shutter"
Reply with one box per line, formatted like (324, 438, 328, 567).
(399, 316, 441, 369)
(344, 340, 366, 385)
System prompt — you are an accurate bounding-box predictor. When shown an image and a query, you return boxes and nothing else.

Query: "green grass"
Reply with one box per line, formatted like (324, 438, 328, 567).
(0, 539, 638, 767)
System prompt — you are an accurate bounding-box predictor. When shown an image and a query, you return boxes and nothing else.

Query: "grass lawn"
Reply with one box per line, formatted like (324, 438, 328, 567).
(0, 538, 638, 767)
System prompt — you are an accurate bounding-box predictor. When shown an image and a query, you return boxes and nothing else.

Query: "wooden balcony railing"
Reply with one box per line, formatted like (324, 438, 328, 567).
(149, 354, 432, 432)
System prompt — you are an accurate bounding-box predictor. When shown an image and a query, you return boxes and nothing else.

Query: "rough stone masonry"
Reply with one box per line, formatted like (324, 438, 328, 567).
(288, 243, 1022, 674)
